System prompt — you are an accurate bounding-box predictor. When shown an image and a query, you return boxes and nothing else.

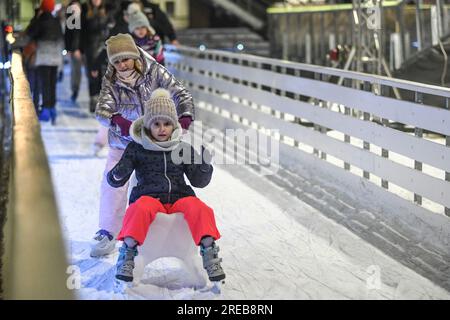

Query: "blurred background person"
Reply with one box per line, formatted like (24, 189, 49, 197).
(64, 0, 82, 103)
(109, 0, 132, 36)
(80, 0, 112, 112)
(126, 0, 179, 45)
(26, 0, 63, 124)
(128, 9, 164, 65)
(22, 7, 40, 114)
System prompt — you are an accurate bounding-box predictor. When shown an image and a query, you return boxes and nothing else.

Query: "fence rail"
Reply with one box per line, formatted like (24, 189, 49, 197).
(1, 52, 72, 299)
(165, 45, 450, 217)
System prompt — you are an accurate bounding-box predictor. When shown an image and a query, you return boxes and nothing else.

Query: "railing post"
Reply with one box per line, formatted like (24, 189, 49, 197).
(255, 61, 262, 133)
(380, 86, 389, 190)
(446, 97, 450, 216)
(279, 65, 287, 143)
(414, 91, 423, 206)
(344, 78, 351, 171)
(363, 81, 371, 180)
(305, 33, 312, 64)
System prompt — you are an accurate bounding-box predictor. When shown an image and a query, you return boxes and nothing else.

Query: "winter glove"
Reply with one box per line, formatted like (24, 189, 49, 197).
(111, 114, 132, 137)
(111, 163, 129, 181)
(201, 146, 213, 165)
(200, 146, 213, 173)
(178, 115, 193, 130)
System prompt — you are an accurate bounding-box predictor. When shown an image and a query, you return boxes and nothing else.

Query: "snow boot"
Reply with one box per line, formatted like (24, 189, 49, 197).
(200, 240, 226, 282)
(71, 90, 78, 102)
(115, 243, 138, 282)
(89, 95, 98, 113)
(38, 107, 51, 122)
(49, 108, 57, 125)
(90, 229, 116, 257)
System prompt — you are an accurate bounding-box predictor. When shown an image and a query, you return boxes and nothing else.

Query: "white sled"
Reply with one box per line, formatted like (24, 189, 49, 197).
(127, 173, 207, 290)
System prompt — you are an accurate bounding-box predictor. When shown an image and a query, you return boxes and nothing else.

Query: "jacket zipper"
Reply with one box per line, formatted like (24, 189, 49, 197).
(163, 152, 172, 203)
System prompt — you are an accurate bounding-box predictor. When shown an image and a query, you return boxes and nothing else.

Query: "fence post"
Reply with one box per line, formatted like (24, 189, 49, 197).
(363, 81, 371, 180)
(344, 78, 351, 171)
(446, 97, 450, 216)
(305, 33, 312, 64)
(414, 91, 423, 206)
(294, 68, 301, 147)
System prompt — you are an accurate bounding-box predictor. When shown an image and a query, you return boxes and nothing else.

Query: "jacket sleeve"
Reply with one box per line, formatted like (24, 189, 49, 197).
(183, 145, 213, 188)
(95, 77, 118, 127)
(155, 63, 195, 120)
(26, 16, 42, 40)
(107, 143, 136, 187)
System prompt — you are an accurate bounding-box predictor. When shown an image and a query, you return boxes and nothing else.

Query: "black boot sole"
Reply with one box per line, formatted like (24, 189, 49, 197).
(116, 274, 133, 282)
(209, 274, 226, 282)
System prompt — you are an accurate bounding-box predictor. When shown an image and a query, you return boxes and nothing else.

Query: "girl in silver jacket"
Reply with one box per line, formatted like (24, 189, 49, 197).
(90, 33, 194, 257)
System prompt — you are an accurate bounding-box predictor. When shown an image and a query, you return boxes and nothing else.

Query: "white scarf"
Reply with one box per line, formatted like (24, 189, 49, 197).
(130, 117, 182, 152)
(116, 68, 141, 87)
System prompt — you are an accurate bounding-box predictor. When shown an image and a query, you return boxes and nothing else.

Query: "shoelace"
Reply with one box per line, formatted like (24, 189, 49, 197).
(118, 260, 134, 274)
(94, 230, 113, 241)
(94, 234, 105, 241)
(205, 259, 224, 275)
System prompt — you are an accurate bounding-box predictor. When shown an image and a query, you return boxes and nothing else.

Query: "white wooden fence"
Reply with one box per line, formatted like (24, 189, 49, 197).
(165, 45, 450, 218)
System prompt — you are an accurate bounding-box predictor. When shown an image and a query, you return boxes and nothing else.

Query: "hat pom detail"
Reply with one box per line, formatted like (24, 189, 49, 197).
(151, 88, 171, 100)
(127, 3, 142, 16)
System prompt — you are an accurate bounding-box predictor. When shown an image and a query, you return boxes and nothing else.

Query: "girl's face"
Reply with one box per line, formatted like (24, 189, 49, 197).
(133, 27, 148, 39)
(149, 120, 174, 142)
(113, 58, 135, 72)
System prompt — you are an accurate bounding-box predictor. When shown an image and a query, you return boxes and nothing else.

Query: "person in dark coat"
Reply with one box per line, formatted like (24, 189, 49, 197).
(64, 0, 82, 102)
(23, 8, 40, 113)
(108, 0, 132, 36)
(27, 0, 63, 124)
(80, 0, 112, 112)
(107, 88, 225, 283)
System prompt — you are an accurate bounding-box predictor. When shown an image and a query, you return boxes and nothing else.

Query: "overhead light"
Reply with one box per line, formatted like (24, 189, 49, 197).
(199, 44, 206, 51)
(62, 49, 67, 56)
(236, 43, 244, 51)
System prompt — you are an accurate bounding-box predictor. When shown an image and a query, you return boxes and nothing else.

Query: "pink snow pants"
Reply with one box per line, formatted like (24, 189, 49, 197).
(117, 196, 221, 246)
(98, 147, 129, 235)
(94, 125, 108, 147)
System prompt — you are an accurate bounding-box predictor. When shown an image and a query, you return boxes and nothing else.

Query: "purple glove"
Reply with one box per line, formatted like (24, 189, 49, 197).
(111, 114, 132, 136)
(178, 116, 193, 130)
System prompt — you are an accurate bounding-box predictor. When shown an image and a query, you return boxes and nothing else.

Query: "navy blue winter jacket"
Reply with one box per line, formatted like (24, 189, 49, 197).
(107, 140, 213, 205)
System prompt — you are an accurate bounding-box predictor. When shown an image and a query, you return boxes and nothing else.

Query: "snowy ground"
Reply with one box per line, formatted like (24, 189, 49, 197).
(39, 64, 450, 300)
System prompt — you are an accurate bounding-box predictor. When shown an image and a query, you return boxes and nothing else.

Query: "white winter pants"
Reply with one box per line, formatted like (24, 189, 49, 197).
(98, 147, 129, 235)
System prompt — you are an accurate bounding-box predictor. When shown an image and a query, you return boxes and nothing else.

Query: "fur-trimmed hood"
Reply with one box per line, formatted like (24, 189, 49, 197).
(129, 116, 182, 152)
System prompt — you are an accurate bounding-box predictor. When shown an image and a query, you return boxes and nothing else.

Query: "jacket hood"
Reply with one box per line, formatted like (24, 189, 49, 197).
(130, 116, 182, 151)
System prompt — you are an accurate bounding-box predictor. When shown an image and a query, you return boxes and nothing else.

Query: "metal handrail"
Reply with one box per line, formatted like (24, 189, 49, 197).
(167, 45, 450, 98)
(165, 44, 450, 216)
(1, 52, 72, 299)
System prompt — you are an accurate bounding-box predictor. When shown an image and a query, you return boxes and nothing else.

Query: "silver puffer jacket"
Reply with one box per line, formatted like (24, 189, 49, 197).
(95, 47, 194, 150)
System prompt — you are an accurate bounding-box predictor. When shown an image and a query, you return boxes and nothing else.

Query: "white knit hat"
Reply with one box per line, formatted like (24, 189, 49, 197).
(143, 89, 178, 129)
(128, 10, 156, 35)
